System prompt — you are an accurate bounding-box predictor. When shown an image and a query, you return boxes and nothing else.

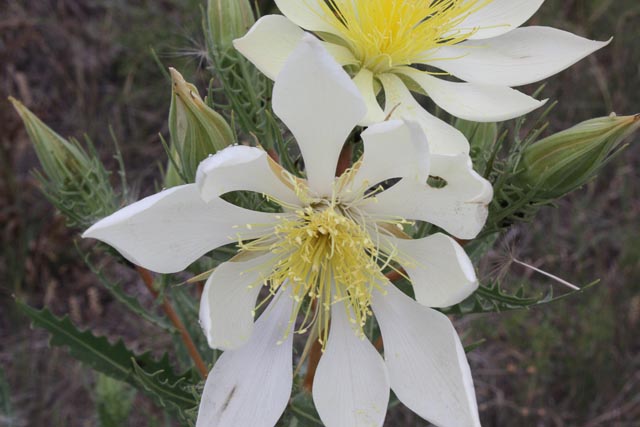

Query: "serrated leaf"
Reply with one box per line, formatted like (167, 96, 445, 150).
(17, 302, 198, 415)
(131, 358, 198, 422)
(441, 280, 599, 315)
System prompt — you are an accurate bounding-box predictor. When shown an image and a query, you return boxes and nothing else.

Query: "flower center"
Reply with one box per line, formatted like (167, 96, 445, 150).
(239, 170, 404, 346)
(313, 0, 493, 73)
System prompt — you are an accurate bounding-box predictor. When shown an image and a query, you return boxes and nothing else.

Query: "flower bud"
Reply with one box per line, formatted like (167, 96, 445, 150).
(207, 0, 255, 52)
(455, 118, 498, 153)
(9, 97, 118, 227)
(11, 97, 86, 183)
(167, 68, 234, 184)
(517, 113, 639, 198)
(455, 118, 498, 172)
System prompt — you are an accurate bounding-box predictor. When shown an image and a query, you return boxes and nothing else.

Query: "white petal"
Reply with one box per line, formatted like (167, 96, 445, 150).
(371, 284, 480, 427)
(274, 0, 340, 34)
(378, 73, 469, 156)
(196, 289, 294, 427)
(430, 27, 611, 87)
(233, 15, 304, 80)
(313, 302, 390, 427)
(273, 35, 366, 196)
(322, 42, 359, 67)
(196, 145, 299, 206)
(200, 252, 278, 351)
(456, 0, 545, 40)
(352, 68, 386, 126)
(365, 154, 493, 240)
(397, 67, 546, 122)
(83, 185, 278, 274)
(234, 14, 356, 81)
(392, 233, 478, 308)
(350, 120, 429, 194)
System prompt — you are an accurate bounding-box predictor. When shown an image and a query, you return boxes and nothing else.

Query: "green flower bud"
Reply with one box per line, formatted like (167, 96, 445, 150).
(167, 68, 234, 185)
(204, 0, 272, 150)
(9, 97, 118, 227)
(207, 0, 255, 52)
(455, 118, 498, 173)
(456, 118, 498, 152)
(517, 113, 639, 199)
(11, 97, 86, 184)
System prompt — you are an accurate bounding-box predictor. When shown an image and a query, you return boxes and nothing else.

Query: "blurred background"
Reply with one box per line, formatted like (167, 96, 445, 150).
(1, 0, 638, 425)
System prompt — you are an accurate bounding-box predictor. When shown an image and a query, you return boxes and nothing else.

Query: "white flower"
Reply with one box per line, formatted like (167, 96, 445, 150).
(84, 36, 493, 427)
(234, 0, 610, 155)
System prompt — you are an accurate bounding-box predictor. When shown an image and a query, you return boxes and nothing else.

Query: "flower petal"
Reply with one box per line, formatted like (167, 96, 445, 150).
(428, 153, 494, 203)
(273, 35, 366, 196)
(196, 145, 299, 206)
(397, 67, 546, 122)
(274, 0, 340, 34)
(365, 154, 493, 240)
(322, 41, 359, 67)
(371, 284, 480, 427)
(392, 233, 478, 308)
(234, 15, 356, 80)
(83, 185, 278, 274)
(378, 73, 469, 156)
(350, 120, 429, 193)
(313, 302, 390, 427)
(200, 252, 278, 351)
(430, 27, 611, 87)
(352, 68, 386, 126)
(196, 289, 294, 427)
(233, 15, 304, 80)
(456, 0, 544, 40)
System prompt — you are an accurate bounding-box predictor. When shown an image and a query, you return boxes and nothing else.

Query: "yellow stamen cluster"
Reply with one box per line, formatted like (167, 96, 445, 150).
(313, 0, 493, 73)
(239, 171, 398, 346)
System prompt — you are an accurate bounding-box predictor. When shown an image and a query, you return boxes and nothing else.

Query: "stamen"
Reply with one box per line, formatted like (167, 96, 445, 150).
(310, 0, 494, 73)
(239, 168, 409, 347)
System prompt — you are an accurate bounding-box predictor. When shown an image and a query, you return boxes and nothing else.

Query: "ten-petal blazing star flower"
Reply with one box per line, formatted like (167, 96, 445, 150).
(84, 37, 492, 427)
(234, 0, 610, 155)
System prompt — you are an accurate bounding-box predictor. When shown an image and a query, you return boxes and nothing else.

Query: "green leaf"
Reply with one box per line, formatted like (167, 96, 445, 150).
(131, 359, 199, 424)
(475, 98, 561, 237)
(79, 249, 174, 332)
(442, 280, 599, 315)
(205, 22, 279, 151)
(16, 302, 198, 415)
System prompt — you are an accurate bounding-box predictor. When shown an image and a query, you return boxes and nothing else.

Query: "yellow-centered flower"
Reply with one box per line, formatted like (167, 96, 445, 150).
(314, 0, 490, 74)
(236, 166, 408, 346)
(235, 0, 610, 156)
(84, 37, 492, 427)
